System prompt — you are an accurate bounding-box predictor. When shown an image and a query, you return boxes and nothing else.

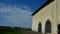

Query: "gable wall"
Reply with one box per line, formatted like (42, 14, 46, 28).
(32, 0, 59, 34)
(32, 1, 53, 32)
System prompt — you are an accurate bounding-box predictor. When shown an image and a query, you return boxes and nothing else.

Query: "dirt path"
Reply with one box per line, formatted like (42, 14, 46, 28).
(21, 30, 42, 34)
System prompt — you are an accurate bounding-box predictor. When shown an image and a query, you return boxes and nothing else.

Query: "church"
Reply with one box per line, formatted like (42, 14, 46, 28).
(32, 0, 60, 34)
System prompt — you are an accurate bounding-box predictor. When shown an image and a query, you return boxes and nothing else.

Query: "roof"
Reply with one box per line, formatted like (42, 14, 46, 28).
(32, 0, 54, 16)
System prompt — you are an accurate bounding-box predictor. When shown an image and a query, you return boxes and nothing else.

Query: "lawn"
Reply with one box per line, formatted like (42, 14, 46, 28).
(0, 26, 23, 34)
(0, 31, 23, 34)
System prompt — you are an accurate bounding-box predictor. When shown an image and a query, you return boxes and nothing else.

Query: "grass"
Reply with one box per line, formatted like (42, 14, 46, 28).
(0, 26, 23, 34)
(0, 31, 23, 34)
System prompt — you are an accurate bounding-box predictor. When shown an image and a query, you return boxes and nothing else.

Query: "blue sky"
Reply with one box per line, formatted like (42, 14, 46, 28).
(0, 0, 47, 28)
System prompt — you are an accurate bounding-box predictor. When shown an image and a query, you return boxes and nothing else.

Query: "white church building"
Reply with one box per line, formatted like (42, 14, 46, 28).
(32, 0, 60, 34)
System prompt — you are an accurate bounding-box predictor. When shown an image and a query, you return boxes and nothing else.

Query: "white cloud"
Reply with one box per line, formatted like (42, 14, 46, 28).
(0, 3, 33, 28)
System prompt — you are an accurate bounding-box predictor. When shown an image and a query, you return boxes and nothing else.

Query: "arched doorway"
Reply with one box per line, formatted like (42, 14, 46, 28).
(38, 23, 42, 33)
(58, 24, 60, 34)
(45, 20, 51, 33)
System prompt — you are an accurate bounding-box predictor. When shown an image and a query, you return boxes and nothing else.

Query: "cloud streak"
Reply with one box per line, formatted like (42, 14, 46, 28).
(0, 3, 32, 28)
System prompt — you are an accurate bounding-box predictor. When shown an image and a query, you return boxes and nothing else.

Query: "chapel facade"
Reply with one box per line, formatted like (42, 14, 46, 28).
(32, 0, 60, 34)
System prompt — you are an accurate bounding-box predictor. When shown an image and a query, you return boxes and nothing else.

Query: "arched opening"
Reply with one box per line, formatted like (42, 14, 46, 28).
(58, 24, 60, 34)
(38, 23, 42, 33)
(45, 19, 51, 33)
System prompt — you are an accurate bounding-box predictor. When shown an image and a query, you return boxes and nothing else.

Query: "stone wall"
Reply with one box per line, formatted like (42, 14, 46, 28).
(32, 0, 60, 34)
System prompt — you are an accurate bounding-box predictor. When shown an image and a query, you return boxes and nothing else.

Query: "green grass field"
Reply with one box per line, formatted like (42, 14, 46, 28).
(0, 31, 23, 34)
(0, 26, 23, 34)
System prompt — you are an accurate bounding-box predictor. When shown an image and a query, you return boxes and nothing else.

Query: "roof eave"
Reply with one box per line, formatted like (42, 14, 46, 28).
(32, 0, 54, 16)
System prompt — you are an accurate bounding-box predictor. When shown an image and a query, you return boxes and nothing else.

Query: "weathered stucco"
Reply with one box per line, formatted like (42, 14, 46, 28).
(32, 0, 60, 34)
